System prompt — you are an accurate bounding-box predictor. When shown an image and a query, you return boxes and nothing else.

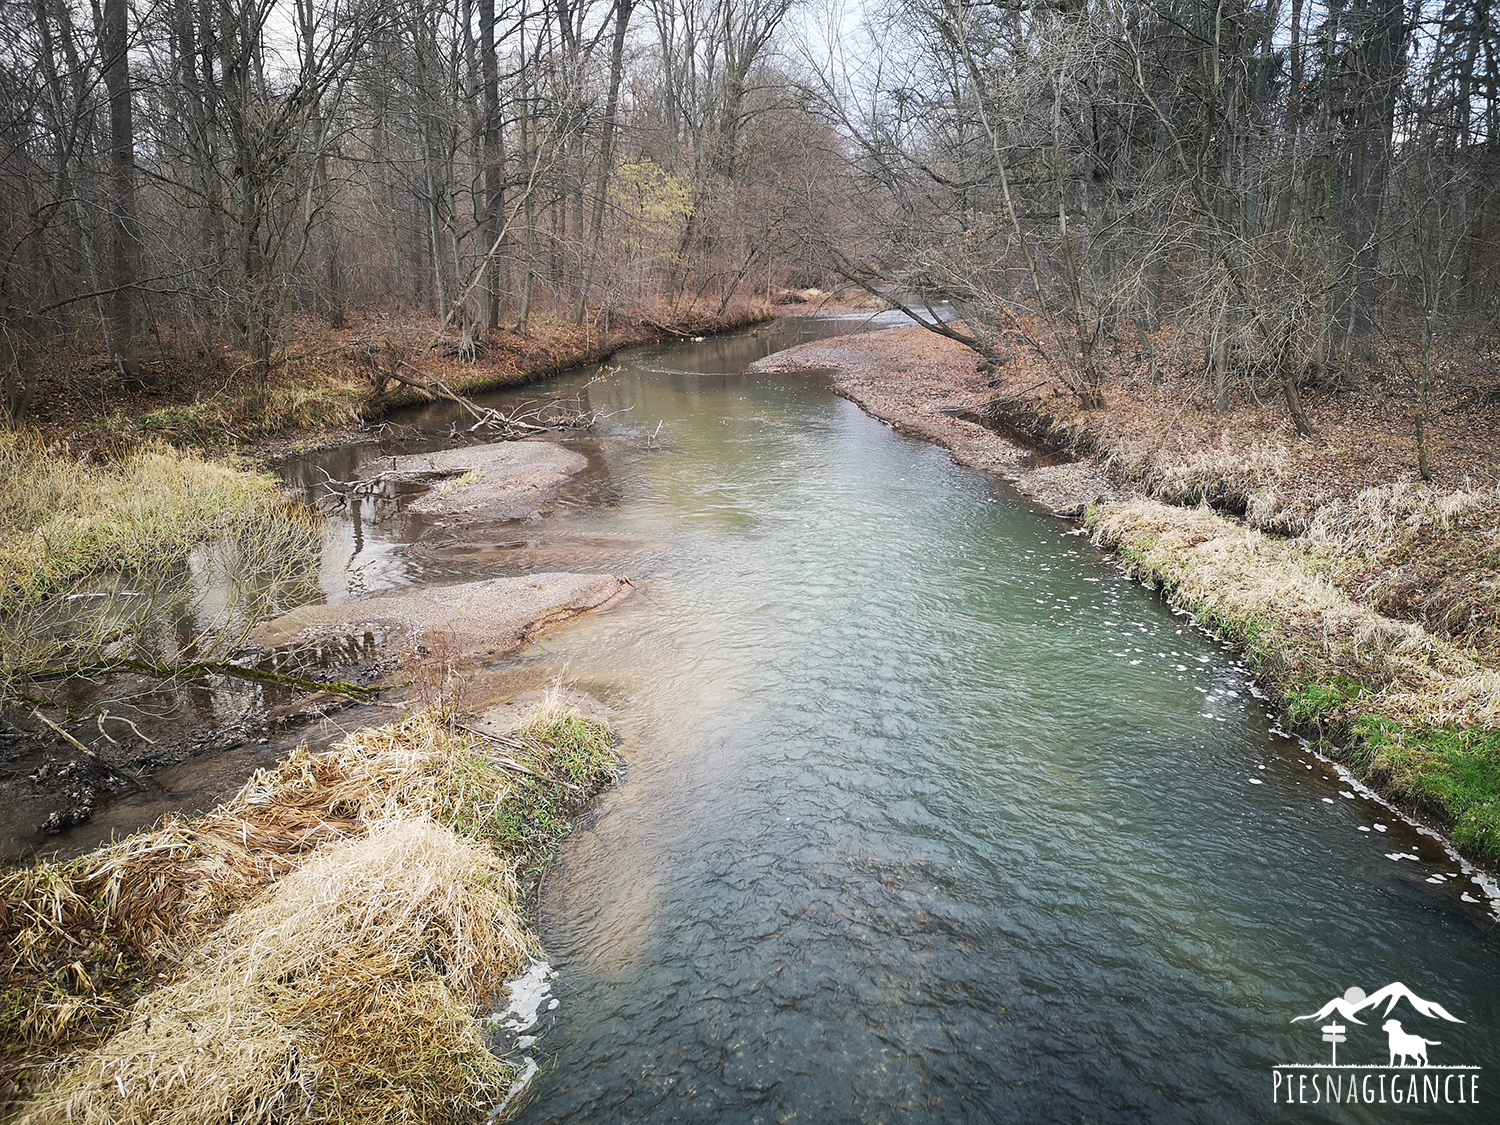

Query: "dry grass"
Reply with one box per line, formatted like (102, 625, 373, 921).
(2, 705, 617, 1120)
(1089, 498, 1500, 858)
(1088, 499, 1497, 724)
(18, 818, 523, 1125)
(1300, 482, 1500, 653)
(0, 431, 284, 610)
(0, 432, 322, 704)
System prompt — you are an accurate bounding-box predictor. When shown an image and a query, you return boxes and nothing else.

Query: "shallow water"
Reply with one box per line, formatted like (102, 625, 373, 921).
(430, 321, 1500, 1124)
(38, 309, 1496, 1118)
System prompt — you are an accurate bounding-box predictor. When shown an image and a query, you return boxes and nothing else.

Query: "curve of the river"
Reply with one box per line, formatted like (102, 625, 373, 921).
(309, 313, 1500, 1123)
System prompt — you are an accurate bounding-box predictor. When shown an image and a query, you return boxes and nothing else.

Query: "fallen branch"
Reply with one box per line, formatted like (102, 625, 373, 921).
(31, 709, 143, 790)
(27, 659, 379, 698)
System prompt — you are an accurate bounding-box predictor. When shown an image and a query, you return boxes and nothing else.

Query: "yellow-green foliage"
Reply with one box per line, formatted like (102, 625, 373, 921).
(0, 431, 278, 609)
(610, 158, 691, 244)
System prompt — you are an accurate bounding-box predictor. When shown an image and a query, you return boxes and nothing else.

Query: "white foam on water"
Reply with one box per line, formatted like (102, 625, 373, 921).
(492, 961, 555, 1033)
(490, 1056, 540, 1120)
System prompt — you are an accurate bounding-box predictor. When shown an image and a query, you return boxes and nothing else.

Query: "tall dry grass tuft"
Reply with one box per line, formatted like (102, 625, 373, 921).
(18, 818, 525, 1125)
(3, 704, 616, 1121)
(0, 431, 322, 703)
(1102, 436, 1289, 519)
(1301, 482, 1500, 653)
(0, 432, 280, 609)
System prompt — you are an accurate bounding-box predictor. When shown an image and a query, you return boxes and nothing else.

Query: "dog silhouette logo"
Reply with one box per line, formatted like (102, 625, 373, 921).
(1382, 1019, 1440, 1067)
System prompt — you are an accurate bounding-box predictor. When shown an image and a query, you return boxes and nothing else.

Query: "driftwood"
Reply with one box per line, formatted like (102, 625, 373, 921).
(31, 708, 143, 790)
(460, 385, 621, 437)
(317, 465, 467, 501)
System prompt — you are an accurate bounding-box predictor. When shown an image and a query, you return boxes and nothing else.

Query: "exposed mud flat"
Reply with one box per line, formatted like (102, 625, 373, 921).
(394, 439, 590, 522)
(747, 327, 1125, 515)
(248, 573, 632, 658)
(5, 434, 630, 863)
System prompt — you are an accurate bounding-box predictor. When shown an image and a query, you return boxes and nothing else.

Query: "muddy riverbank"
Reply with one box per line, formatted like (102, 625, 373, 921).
(0, 431, 634, 864)
(752, 325, 1500, 872)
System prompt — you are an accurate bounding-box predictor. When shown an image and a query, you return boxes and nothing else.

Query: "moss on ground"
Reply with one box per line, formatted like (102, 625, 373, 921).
(489, 702, 617, 871)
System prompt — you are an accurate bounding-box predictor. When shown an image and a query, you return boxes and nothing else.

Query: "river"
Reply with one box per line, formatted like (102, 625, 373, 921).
(303, 313, 1499, 1123)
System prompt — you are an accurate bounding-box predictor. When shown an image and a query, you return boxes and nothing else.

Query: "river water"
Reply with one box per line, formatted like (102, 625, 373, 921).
(307, 314, 1499, 1123)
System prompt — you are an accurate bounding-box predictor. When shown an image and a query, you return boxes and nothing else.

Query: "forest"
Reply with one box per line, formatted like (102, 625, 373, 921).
(2, 0, 1496, 439)
(4, 3, 1500, 1121)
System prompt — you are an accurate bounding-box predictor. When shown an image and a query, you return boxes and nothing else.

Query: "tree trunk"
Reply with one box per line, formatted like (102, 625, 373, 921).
(101, 0, 139, 375)
(573, 0, 633, 326)
(480, 0, 503, 330)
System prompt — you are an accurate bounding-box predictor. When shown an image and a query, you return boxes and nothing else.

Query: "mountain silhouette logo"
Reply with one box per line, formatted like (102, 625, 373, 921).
(1291, 982, 1466, 1028)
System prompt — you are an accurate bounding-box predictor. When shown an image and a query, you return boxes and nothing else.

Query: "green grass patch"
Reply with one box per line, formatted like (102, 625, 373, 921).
(1349, 717, 1500, 859)
(489, 703, 616, 871)
(1285, 676, 1372, 726)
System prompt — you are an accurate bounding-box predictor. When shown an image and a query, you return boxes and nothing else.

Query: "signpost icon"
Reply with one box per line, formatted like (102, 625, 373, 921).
(1322, 1021, 1347, 1065)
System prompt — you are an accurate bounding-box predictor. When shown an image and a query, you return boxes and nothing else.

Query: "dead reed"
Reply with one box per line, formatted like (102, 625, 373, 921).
(0, 431, 279, 610)
(2, 704, 617, 1122)
(17, 817, 523, 1125)
(1087, 498, 1497, 726)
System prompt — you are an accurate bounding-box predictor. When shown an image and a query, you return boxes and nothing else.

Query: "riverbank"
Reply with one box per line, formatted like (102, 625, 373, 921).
(0, 427, 631, 858)
(752, 326, 1500, 869)
(0, 700, 613, 1123)
(1, 296, 729, 844)
(21, 299, 772, 460)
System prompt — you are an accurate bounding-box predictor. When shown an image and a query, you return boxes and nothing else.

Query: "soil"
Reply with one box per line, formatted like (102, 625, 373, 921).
(748, 329, 1125, 514)
(247, 573, 632, 657)
(0, 659, 395, 865)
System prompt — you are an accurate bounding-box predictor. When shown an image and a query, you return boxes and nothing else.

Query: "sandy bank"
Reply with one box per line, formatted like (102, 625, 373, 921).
(388, 438, 589, 522)
(249, 572, 631, 658)
(748, 328, 1122, 514)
